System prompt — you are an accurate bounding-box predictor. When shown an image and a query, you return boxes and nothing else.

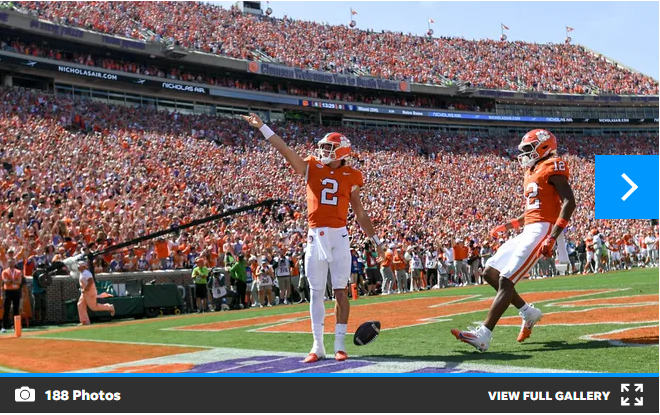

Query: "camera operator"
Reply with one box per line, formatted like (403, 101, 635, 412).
(363, 242, 379, 296)
(295, 244, 310, 304)
(468, 240, 481, 285)
(229, 254, 248, 308)
(273, 250, 293, 305)
(425, 245, 438, 290)
(576, 238, 587, 274)
(410, 247, 424, 292)
(31, 270, 47, 326)
(248, 256, 260, 307)
(257, 257, 275, 307)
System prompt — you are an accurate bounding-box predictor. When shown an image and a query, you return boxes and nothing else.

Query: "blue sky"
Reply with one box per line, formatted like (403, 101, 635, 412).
(210, 1, 659, 79)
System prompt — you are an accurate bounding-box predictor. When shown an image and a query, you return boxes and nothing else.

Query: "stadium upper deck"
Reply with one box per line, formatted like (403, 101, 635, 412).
(11, 1, 658, 95)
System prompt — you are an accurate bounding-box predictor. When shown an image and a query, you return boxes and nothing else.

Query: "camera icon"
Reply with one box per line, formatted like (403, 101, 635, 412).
(15, 387, 35, 402)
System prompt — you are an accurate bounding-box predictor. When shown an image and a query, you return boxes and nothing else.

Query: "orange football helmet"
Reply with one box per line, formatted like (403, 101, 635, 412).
(316, 132, 351, 164)
(517, 129, 558, 168)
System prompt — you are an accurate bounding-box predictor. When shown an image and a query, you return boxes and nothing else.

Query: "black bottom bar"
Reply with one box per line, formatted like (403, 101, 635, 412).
(1, 376, 657, 413)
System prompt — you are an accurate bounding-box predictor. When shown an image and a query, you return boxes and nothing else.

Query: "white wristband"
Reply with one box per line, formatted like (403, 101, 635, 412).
(259, 124, 275, 139)
(371, 235, 382, 247)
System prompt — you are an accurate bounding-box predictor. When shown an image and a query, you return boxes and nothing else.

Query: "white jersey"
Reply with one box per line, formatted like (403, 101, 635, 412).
(645, 236, 657, 249)
(437, 258, 448, 274)
(412, 254, 424, 270)
(211, 277, 228, 299)
(79, 269, 94, 287)
(274, 257, 291, 277)
(258, 274, 273, 287)
(425, 251, 438, 268)
(443, 248, 454, 262)
(593, 235, 604, 249)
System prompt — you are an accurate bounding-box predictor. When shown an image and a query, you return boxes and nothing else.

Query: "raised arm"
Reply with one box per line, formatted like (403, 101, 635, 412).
(242, 113, 307, 176)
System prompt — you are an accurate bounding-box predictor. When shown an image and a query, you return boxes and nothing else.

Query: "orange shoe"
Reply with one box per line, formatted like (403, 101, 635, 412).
(451, 326, 491, 352)
(302, 353, 324, 363)
(517, 327, 532, 342)
(334, 351, 349, 361)
(517, 305, 542, 342)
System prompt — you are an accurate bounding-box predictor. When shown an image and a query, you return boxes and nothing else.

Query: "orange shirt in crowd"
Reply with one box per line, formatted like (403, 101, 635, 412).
(381, 250, 393, 268)
(623, 234, 633, 246)
(2, 267, 22, 290)
(393, 251, 406, 271)
(453, 245, 468, 261)
(154, 240, 170, 259)
(586, 237, 594, 251)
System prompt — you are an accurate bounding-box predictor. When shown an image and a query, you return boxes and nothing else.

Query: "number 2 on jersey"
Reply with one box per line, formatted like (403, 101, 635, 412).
(525, 182, 539, 210)
(320, 178, 339, 205)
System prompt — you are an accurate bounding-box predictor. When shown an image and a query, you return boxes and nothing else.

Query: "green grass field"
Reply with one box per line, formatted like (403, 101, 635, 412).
(2, 269, 658, 373)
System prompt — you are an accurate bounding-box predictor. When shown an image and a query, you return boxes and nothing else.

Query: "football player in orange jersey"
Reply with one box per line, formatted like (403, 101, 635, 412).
(606, 235, 622, 270)
(452, 129, 575, 352)
(622, 233, 637, 269)
(242, 113, 384, 362)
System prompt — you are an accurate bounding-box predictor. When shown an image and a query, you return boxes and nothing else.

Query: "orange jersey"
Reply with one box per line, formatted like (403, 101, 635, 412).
(154, 240, 170, 259)
(586, 237, 594, 252)
(381, 250, 393, 268)
(393, 252, 406, 271)
(523, 157, 570, 225)
(305, 156, 364, 229)
(623, 234, 633, 246)
(453, 245, 469, 261)
(609, 242, 619, 252)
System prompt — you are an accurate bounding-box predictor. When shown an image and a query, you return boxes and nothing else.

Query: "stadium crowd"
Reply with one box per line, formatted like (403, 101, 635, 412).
(15, 1, 659, 95)
(1, 37, 492, 112)
(0, 86, 657, 294)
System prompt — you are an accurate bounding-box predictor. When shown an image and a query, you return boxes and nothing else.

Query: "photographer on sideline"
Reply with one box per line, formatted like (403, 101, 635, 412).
(230, 254, 248, 308)
(363, 242, 379, 296)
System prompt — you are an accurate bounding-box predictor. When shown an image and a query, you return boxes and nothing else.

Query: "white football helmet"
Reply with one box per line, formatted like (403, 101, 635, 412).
(316, 132, 351, 164)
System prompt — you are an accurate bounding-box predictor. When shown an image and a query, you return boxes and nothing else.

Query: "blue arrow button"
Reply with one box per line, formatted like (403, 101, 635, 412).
(595, 155, 659, 219)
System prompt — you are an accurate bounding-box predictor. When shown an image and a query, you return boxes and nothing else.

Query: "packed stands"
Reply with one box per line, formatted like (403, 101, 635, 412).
(15, 1, 658, 95)
(0, 87, 656, 275)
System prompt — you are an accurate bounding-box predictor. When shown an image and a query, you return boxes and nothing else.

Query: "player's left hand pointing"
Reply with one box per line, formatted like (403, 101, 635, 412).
(540, 236, 556, 258)
(241, 113, 264, 129)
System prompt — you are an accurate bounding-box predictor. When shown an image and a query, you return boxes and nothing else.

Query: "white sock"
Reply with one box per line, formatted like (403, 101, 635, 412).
(310, 289, 325, 355)
(519, 302, 530, 314)
(334, 323, 347, 353)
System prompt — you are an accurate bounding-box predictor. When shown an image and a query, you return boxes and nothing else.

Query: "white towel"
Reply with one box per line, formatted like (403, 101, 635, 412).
(316, 228, 334, 263)
(556, 232, 569, 264)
